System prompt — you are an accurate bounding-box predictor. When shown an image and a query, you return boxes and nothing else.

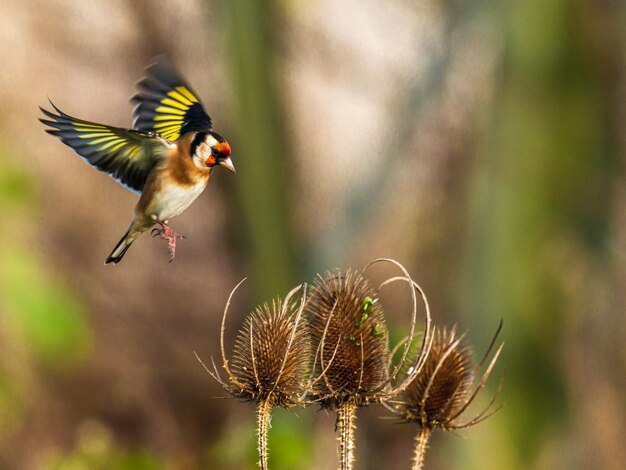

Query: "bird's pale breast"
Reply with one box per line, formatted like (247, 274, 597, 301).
(148, 176, 209, 221)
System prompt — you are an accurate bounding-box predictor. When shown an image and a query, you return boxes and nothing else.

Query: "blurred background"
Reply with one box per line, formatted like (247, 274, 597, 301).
(0, 0, 624, 468)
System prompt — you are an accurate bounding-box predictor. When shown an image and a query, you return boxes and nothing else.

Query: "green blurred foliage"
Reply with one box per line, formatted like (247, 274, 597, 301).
(1, 245, 92, 368)
(0, 155, 33, 211)
(43, 422, 165, 470)
(207, 414, 258, 468)
(266, 409, 314, 470)
(466, 0, 616, 467)
(207, 408, 313, 469)
(0, 151, 94, 457)
(0, 152, 91, 369)
(0, 361, 20, 439)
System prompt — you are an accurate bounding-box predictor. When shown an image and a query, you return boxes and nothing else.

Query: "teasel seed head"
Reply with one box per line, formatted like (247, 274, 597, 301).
(306, 268, 389, 407)
(391, 320, 504, 432)
(229, 297, 310, 406)
(306, 259, 433, 470)
(306, 259, 433, 408)
(198, 281, 312, 470)
(200, 280, 310, 408)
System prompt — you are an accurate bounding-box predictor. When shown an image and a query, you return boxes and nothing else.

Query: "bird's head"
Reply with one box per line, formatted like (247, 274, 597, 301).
(191, 131, 235, 173)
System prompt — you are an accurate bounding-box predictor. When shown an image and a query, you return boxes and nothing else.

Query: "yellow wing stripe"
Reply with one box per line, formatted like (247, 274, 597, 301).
(109, 142, 128, 153)
(155, 106, 186, 116)
(153, 115, 183, 122)
(153, 123, 180, 129)
(155, 128, 179, 136)
(162, 131, 178, 140)
(155, 122, 180, 133)
(159, 98, 189, 110)
(165, 87, 197, 106)
(153, 124, 181, 137)
(76, 132, 117, 139)
(176, 86, 198, 103)
(88, 136, 120, 145)
(73, 122, 107, 129)
(97, 139, 127, 151)
(166, 90, 192, 106)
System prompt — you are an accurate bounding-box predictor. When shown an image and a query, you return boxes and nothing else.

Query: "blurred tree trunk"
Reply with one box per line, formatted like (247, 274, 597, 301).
(223, 0, 297, 300)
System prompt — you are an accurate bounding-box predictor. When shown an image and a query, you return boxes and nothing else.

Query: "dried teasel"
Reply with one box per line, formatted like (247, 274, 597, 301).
(307, 268, 389, 405)
(306, 259, 433, 470)
(388, 322, 504, 470)
(197, 280, 310, 470)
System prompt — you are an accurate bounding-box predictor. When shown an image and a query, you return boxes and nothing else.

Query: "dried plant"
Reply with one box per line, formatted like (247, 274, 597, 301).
(306, 259, 433, 470)
(197, 280, 310, 470)
(388, 321, 504, 470)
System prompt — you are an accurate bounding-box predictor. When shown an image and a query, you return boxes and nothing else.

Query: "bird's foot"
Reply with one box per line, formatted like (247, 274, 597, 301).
(151, 222, 185, 261)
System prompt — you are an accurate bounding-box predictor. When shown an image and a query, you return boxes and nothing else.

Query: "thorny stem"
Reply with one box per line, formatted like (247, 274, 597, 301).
(337, 402, 357, 470)
(257, 399, 272, 470)
(412, 427, 431, 470)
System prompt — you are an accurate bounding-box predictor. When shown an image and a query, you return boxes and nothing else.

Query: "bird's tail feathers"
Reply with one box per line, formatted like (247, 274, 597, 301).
(105, 226, 135, 265)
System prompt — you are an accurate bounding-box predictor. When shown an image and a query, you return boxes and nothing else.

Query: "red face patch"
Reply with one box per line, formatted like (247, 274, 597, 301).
(206, 155, 217, 167)
(215, 141, 231, 157)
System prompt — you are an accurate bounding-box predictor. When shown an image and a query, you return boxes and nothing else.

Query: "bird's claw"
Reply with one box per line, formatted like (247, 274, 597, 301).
(151, 223, 185, 261)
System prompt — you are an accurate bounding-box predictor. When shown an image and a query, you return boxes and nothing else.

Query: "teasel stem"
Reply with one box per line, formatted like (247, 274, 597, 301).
(412, 427, 431, 470)
(257, 399, 272, 470)
(337, 402, 357, 470)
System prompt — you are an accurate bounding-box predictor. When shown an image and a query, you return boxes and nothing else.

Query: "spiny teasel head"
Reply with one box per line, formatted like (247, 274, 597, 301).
(306, 259, 433, 470)
(229, 296, 310, 406)
(392, 321, 504, 431)
(306, 259, 433, 409)
(306, 268, 390, 407)
(199, 280, 311, 470)
(203, 280, 310, 408)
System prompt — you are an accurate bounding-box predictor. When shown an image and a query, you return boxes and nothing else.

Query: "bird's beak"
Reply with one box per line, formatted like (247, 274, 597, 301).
(218, 157, 236, 174)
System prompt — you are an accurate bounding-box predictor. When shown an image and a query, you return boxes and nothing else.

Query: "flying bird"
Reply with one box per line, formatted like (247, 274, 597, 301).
(39, 56, 234, 264)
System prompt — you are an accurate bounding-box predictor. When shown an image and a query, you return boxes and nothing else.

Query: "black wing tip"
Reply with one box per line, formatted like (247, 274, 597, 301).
(146, 54, 176, 73)
(39, 103, 58, 118)
(39, 110, 64, 133)
(46, 98, 66, 115)
(129, 90, 164, 106)
(137, 54, 191, 92)
(148, 54, 171, 68)
(39, 100, 74, 122)
(136, 55, 172, 84)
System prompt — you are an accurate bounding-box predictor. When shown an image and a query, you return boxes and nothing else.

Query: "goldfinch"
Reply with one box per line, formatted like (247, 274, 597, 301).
(39, 55, 234, 264)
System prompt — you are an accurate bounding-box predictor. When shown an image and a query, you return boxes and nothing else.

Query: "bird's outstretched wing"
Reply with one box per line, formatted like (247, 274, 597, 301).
(132, 55, 212, 142)
(40, 102, 172, 193)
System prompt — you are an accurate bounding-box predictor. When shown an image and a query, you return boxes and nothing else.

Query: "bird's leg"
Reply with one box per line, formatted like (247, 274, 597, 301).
(151, 219, 185, 261)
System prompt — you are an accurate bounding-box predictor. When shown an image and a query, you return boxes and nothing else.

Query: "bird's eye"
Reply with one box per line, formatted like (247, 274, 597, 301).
(211, 147, 220, 157)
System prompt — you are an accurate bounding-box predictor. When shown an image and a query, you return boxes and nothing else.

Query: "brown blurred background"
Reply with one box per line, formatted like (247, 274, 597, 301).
(0, 0, 625, 468)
